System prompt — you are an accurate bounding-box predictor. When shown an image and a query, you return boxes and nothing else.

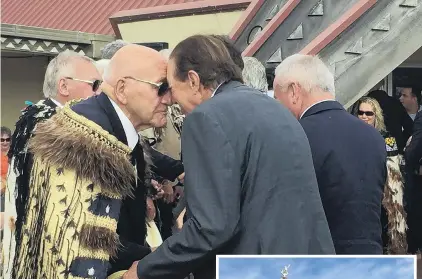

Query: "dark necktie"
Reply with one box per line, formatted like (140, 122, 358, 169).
(118, 139, 148, 245)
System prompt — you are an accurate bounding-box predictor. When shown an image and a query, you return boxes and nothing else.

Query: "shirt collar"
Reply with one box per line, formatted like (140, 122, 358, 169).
(50, 98, 63, 108)
(210, 82, 225, 98)
(299, 99, 334, 119)
(108, 97, 139, 150)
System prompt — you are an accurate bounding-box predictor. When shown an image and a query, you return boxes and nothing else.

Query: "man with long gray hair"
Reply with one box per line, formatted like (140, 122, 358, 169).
(274, 54, 387, 254)
(242, 56, 268, 93)
(2, 50, 101, 279)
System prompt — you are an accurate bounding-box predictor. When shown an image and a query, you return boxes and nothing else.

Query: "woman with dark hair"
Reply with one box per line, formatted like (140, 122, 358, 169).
(353, 97, 407, 254)
(124, 34, 334, 279)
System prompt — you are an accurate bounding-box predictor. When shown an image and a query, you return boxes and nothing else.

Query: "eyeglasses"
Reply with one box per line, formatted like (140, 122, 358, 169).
(124, 76, 170, 96)
(358, 110, 375, 116)
(65, 77, 102, 92)
(1, 138, 11, 143)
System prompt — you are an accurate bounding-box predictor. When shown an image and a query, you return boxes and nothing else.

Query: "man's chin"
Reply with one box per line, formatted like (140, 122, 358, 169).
(152, 118, 167, 128)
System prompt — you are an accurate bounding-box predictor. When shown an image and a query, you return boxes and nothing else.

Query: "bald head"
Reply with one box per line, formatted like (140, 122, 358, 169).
(102, 44, 170, 131)
(104, 44, 167, 86)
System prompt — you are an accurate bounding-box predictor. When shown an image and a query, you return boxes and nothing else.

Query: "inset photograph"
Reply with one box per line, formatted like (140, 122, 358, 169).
(217, 256, 416, 279)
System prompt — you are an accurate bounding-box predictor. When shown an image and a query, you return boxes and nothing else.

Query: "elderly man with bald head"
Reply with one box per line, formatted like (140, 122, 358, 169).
(274, 54, 387, 254)
(11, 44, 172, 279)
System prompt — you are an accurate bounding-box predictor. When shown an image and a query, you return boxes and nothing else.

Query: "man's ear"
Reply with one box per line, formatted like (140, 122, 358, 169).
(290, 82, 300, 104)
(57, 78, 70, 97)
(115, 79, 128, 105)
(187, 70, 200, 92)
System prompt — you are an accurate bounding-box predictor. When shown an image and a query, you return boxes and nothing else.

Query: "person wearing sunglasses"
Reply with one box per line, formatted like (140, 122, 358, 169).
(10, 44, 172, 279)
(1, 126, 11, 194)
(3, 50, 101, 279)
(354, 96, 407, 254)
(1, 126, 11, 234)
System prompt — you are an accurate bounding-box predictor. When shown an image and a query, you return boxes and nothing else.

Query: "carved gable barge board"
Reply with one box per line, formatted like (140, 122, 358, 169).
(317, 0, 422, 108)
(242, 0, 301, 57)
(230, 0, 291, 52)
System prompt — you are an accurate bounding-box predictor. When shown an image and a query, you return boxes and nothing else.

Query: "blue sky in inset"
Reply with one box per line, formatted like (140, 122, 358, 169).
(218, 257, 415, 279)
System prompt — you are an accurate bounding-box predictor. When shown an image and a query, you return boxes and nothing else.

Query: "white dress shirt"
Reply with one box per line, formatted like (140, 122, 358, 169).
(108, 97, 139, 150)
(50, 98, 63, 108)
(210, 83, 225, 98)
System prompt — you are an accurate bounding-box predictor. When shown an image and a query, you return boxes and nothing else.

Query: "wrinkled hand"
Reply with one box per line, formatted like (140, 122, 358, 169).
(177, 172, 185, 184)
(173, 185, 184, 201)
(150, 179, 164, 200)
(162, 182, 174, 204)
(123, 261, 139, 279)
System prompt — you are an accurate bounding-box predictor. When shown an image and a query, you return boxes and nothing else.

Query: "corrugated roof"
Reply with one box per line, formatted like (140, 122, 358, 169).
(1, 0, 206, 35)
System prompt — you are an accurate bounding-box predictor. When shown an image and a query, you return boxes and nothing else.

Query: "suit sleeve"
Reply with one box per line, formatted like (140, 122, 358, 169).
(147, 146, 184, 182)
(405, 111, 422, 169)
(136, 110, 241, 279)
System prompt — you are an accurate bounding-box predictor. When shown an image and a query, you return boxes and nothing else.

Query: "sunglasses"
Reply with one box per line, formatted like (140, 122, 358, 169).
(65, 77, 102, 92)
(124, 76, 170, 96)
(358, 110, 375, 116)
(1, 138, 11, 143)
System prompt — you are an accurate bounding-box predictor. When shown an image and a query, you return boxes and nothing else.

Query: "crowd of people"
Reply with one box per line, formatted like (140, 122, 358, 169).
(0, 34, 420, 279)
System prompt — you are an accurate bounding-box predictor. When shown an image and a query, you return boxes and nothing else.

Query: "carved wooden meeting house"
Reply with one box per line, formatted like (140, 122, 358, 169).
(229, 0, 422, 108)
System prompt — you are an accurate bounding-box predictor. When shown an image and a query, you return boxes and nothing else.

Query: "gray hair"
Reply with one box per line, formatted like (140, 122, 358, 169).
(275, 54, 335, 96)
(242, 57, 268, 92)
(95, 59, 110, 78)
(101, 40, 130, 59)
(43, 50, 93, 98)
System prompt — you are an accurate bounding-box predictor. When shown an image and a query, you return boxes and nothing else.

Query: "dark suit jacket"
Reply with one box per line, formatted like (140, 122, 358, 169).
(367, 90, 413, 153)
(71, 93, 151, 274)
(137, 81, 335, 279)
(300, 100, 387, 254)
(405, 110, 422, 171)
(147, 146, 184, 182)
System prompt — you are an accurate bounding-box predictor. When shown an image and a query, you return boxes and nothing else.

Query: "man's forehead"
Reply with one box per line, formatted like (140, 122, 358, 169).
(401, 88, 412, 95)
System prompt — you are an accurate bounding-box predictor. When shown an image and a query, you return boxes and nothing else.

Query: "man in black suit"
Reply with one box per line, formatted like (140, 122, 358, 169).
(274, 54, 387, 254)
(405, 110, 422, 253)
(406, 110, 422, 175)
(69, 44, 175, 275)
(124, 35, 334, 279)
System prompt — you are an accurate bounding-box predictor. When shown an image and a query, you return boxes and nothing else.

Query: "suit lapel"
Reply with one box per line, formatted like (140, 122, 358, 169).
(96, 93, 128, 145)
